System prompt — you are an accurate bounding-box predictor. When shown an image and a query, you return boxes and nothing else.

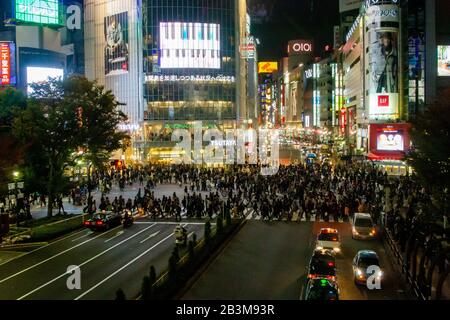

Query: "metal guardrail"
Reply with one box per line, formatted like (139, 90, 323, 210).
(384, 228, 427, 300)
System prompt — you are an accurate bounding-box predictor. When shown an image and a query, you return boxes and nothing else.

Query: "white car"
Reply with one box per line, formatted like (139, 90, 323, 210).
(352, 213, 377, 240)
(316, 228, 341, 254)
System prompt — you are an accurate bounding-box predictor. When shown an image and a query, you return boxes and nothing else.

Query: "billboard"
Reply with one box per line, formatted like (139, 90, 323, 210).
(1, 42, 16, 86)
(15, 0, 62, 25)
(365, 4, 400, 120)
(339, 0, 363, 13)
(104, 12, 129, 76)
(258, 62, 278, 74)
(26, 66, 63, 94)
(159, 22, 221, 69)
(287, 40, 314, 56)
(369, 123, 410, 159)
(438, 46, 450, 76)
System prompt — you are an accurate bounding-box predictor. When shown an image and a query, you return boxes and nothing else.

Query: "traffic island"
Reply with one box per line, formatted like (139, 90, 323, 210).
(135, 214, 244, 300)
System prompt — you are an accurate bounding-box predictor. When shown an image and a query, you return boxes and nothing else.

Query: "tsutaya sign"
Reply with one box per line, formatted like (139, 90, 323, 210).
(288, 40, 314, 56)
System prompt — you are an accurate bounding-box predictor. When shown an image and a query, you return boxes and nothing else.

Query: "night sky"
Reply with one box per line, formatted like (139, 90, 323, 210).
(250, 0, 340, 61)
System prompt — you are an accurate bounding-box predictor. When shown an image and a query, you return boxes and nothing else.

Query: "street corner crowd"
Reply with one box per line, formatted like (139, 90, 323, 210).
(1, 161, 442, 240)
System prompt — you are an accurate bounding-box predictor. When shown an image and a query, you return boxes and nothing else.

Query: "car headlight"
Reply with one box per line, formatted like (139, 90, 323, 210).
(316, 246, 323, 250)
(356, 269, 363, 276)
(370, 228, 376, 236)
(333, 247, 341, 253)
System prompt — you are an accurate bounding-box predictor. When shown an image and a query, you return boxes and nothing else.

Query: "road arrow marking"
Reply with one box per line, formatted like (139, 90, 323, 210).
(139, 231, 161, 244)
(105, 231, 124, 243)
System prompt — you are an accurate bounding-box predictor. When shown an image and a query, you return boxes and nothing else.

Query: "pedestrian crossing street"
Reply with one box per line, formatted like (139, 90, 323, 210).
(244, 209, 348, 223)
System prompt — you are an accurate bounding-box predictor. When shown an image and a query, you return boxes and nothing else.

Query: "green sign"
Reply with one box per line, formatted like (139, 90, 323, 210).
(15, 0, 62, 25)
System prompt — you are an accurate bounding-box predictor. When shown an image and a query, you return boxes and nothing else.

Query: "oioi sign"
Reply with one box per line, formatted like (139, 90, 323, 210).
(288, 40, 314, 56)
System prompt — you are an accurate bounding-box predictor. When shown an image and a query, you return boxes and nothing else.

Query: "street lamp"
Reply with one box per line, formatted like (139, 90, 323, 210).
(13, 171, 19, 179)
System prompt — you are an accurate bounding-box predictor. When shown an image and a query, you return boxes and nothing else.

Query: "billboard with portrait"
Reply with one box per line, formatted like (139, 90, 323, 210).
(365, 4, 400, 120)
(104, 12, 129, 76)
(438, 46, 450, 76)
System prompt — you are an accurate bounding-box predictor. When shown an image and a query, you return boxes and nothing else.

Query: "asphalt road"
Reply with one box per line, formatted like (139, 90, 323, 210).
(0, 218, 205, 300)
(182, 220, 413, 300)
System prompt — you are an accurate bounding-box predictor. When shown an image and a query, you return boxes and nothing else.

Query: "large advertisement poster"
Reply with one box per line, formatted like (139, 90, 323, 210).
(104, 12, 129, 76)
(159, 22, 221, 69)
(365, 4, 400, 120)
(438, 46, 450, 76)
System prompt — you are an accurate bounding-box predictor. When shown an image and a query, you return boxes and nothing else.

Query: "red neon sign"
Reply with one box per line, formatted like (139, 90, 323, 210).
(1, 43, 11, 85)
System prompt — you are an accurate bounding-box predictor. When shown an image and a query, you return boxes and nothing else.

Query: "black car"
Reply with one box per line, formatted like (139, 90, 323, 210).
(304, 278, 339, 300)
(84, 212, 122, 231)
(307, 249, 337, 281)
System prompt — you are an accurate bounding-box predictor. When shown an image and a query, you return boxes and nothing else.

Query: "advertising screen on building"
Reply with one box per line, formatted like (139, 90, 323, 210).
(438, 46, 450, 76)
(26, 66, 63, 94)
(365, 4, 400, 120)
(15, 0, 62, 25)
(1, 42, 16, 86)
(258, 62, 278, 74)
(369, 123, 410, 160)
(159, 22, 221, 69)
(104, 12, 129, 76)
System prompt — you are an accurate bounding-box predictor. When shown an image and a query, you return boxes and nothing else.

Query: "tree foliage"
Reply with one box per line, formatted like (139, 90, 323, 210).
(11, 76, 129, 217)
(406, 88, 450, 216)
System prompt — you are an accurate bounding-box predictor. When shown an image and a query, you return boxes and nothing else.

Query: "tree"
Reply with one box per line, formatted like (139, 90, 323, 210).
(141, 276, 151, 300)
(216, 215, 224, 234)
(204, 221, 211, 243)
(0, 88, 27, 195)
(406, 88, 450, 219)
(13, 78, 80, 217)
(115, 288, 126, 300)
(12, 76, 129, 217)
(68, 76, 130, 212)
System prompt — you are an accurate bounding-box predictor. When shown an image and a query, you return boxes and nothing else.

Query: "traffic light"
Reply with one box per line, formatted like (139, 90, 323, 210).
(76, 107, 83, 128)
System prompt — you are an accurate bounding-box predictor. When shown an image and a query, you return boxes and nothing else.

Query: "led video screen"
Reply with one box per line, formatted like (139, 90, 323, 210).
(159, 22, 221, 69)
(26, 66, 64, 94)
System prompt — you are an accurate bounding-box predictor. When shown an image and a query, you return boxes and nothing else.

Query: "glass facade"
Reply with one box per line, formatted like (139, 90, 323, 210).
(142, 0, 237, 122)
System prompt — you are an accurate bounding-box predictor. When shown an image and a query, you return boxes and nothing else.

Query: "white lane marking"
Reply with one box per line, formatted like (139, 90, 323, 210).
(71, 231, 94, 242)
(104, 231, 124, 243)
(0, 226, 121, 284)
(135, 221, 207, 225)
(0, 229, 87, 268)
(17, 223, 157, 300)
(139, 231, 161, 244)
(74, 233, 174, 300)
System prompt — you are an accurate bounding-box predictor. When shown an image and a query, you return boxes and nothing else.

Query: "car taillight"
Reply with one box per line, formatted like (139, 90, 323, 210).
(326, 275, 335, 281)
(308, 274, 316, 279)
(96, 220, 103, 225)
(84, 221, 90, 225)
(328, 262, 334, 267)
